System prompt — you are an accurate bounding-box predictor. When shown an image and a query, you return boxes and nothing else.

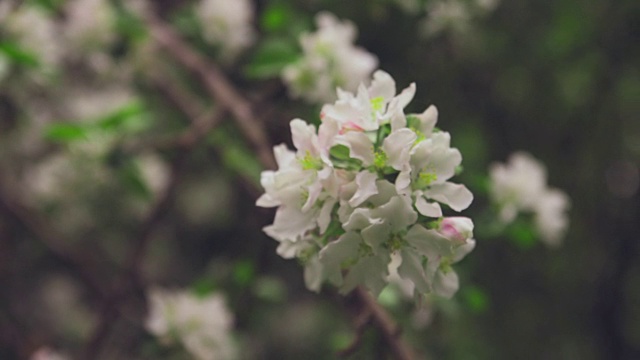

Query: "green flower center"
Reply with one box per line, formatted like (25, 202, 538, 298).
(300, 151, 323, 170)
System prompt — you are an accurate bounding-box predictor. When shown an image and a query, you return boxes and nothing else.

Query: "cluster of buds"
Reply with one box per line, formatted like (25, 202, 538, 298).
(258, 71, 475, 298)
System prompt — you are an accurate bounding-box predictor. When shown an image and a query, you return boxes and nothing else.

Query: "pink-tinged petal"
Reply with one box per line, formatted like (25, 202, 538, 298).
(439, 217, 474, 244)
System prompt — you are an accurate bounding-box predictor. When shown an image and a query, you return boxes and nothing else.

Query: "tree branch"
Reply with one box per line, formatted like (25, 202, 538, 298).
(0, 179, 106, 299)
(140, 11, 418, 359)
(82, 93, 227, 359)
(143, 8, 277, 170)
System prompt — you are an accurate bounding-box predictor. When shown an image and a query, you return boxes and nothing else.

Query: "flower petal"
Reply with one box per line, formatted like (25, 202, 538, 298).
(425, 182, 473, 211)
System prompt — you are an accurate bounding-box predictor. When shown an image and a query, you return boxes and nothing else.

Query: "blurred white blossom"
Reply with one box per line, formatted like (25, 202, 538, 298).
(282, 12, 378, 104)
(421, 0, 500, 37)
(63, 0, 115, 53)
(259, 70, 474, 299)
(489, 152, 570, 246)
(30, 348, 69, 360)
(196, 0, 256, 61)
(146, 288, 237, 360)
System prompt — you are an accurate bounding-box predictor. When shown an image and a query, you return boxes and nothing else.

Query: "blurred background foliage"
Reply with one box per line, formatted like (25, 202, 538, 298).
(0, 0, 639, 359)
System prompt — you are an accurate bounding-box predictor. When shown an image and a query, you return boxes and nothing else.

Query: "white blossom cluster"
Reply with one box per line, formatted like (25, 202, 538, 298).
(489, 152, 570, 247)
(30, 348, 69, 360)
(2, 0, 117, 74)
(196, 0, 256, 61)
(258, 71, 475, 298)
(282, 12, 378, 104)
(420, 0, 499, 37)
(145, 288, 237, 360)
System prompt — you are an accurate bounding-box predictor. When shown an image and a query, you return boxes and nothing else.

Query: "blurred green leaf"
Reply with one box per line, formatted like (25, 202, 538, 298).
(209, 127, 263, 186)
(253, 276, 287, 302)
(192, 278, 218, 297)
(244, 38, 300, 79)
(462, 286, 489, 313)
(0, 41, 39, 68)
(261, 3, 295, 33)
(44, 123, 88, 142)
(508, 219, 537, 249)
(96, 101, 148, 132)
(116, 160, 151, 200)
(233, 259, 256, 287)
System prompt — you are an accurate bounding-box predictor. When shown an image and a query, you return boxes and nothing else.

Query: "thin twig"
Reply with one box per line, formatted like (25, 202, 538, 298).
(338, 302, 372, 357)
(82, 101, 227, 359)
(355, 287, 416, 360)
(0, 179, 106, 299)
(141, 11, 417, 359)
(143, 8, 277, 170)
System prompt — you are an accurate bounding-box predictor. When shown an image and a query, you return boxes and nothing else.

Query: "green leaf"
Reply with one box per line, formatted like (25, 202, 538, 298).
(329, 144, 351, 160)
(329, 144, 364, 170)
(0, 42, 39, 67)
(209, 128, 263, 186)
(261, 3, 294, 32)
(96, 101, 147, 132)
(191, 278, 218, 297)
(253, 276, 287, 302)
(244, 38, 300, 79)
(462, 286, 489, 313)
(508, 219, 537, 250)
(233, 259, 255, 286)
(116, 159, 151, 200)
(44, 123, 88, 142)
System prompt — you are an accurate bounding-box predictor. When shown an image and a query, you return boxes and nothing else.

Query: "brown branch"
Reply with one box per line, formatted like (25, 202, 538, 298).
(140, 11, 418, 359)
(143, 8, 277, 170)
(0, 179, 106, 299)
(82, 96, 227, 359)
(338, 300, 372, 357)
(354, 287, 416, 360)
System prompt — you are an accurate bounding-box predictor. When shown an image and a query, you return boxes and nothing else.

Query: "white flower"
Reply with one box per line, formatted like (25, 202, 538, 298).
(146, 288, 237, 360)
(259, 70, 475, 299)
(489, 152, 570, 246)
(63, 0, 115, 53)
(489, 152, 547, 223)
(422, 0, 471, 37)
(534, 189, 570, 247)
(30, 348, 69, 360)
(282, 12, 378, 104)
(196, 0, 255, 61)
(420, 0, 500, 38)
